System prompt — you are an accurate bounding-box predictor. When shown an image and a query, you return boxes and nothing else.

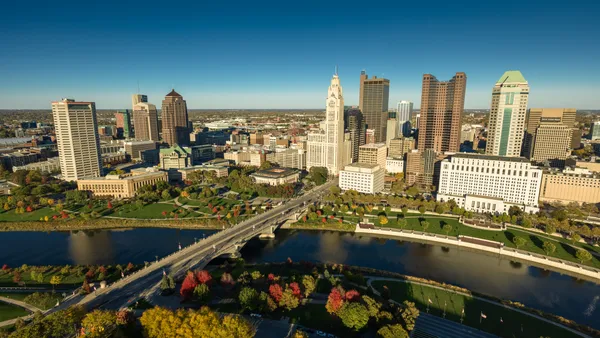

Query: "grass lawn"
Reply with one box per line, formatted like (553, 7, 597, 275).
(0, 207, 58, 222)
(0, 292, 62, 310)
(287, 303, 349, 337)
(179, 197, 244, 214)
(0, 301, 29, 322)
(371, 280, 580, 338)
(376, 216, 600, 269)
(110, 203, 195, 219)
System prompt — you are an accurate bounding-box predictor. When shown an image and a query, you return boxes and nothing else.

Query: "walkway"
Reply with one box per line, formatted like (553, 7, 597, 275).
(0, 296, 47, 328)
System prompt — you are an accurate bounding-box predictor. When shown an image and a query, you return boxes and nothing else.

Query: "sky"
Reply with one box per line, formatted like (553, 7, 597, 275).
(1, 0, 599, 110)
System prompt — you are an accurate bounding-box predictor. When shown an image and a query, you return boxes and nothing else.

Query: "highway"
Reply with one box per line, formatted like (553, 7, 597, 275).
(51, 179, 336, 312)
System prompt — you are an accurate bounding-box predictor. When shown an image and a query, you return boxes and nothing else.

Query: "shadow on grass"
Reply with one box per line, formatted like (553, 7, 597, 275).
(503, 231, 515, 243)
(559, 242, 578, 259)
(529, 235, 544, 250)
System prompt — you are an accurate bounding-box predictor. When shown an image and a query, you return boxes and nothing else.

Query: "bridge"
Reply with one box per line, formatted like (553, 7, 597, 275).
(52, 179, 336, 312)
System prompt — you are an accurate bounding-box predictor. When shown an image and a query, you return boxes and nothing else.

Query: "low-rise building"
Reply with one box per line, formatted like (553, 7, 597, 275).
(160, 145, 192, 170)
(266, 148, 306, 170)
(190, 144, 215, 164)
(358, 143, 387, 168)
(224, 150, 265, 167)
(250, 167, 300, 186)
(77, 170, 168, 198)
(386, 157, 404, 173)
(339, 163, 384, 194)
(124, 140, 156, 160)
(12, 157, 61, 173)
(178, 165, 229, 180)
(437, 153, 542, 214)
(540, 167, 600, 204)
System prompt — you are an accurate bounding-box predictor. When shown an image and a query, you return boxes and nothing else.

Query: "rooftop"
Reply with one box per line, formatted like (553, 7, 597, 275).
(166, 89, 182, 97)
(449, 152, 531, 163)
(360, 143, 387, 149)
(251, 167, 299, 178)
(496, 70, 527, 84)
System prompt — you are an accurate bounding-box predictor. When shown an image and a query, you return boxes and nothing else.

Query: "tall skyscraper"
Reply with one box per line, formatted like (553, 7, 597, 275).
(397, 100, 413, 122)
(133, 102, 160, 142)
(418, 72, 467, 153)
(359, 71, 390, 143)
(115, 110, 132, 139)
(486, 71, 529, 157)
(523, 108, 576, 167)
(161, 89, 190, 146)
(51, 98, 102, 181)
(132, 94, 148, 109)
(386, 117, 399, 146)
(589, 121, 600, 140)
(344, 107, 366, 163)
(307, 73, 348, 176)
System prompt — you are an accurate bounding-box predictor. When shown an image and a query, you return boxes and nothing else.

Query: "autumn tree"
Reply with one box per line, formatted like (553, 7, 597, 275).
(239, 287, 259, 311)
(325, 287, 345, 314)
(221, 272, 235, 287)
(180, 271, 198, 300)
(50, 275, 62, 291)
(362, 295, 381, 318)
(269, 284, 283, 303)
(400, 301, 420, 331)
(279, 286, 300, 311)
(576, 249, 593, 264)
(196, 270, 212, 285)
(338, 302, 370, 331)
(377, 324, 409, 338)
(194, 283, 211, 303)
(289, 282, 302, 300)
(542, 241, 556, 255)
(81, 309, 117, 337)
(345, 289, 360, 302)
(301, 275, 316, 297)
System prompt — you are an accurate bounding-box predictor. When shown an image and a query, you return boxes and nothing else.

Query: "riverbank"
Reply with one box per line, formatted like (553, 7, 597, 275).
(0, 218, 224, 232)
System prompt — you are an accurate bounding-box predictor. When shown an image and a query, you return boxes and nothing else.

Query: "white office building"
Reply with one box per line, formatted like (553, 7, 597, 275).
(486, 71, 529, 157)
(51, 98, 102, 181)
(339, 163, 384, 194)
(307, 72, 349, 176)
(437, 153, 542, 214)
(386, 157, 404, 173)
(397, 100, 413, 123)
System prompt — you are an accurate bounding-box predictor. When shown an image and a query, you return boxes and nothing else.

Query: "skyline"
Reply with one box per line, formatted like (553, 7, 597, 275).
(1, 1, 599, 109)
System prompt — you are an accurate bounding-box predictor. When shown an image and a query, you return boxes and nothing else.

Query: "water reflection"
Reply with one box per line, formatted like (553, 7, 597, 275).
(69, 230, 114, 265)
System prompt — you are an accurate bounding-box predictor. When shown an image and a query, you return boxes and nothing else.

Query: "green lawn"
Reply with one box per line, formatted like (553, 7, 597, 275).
(0, 301, 29, 322)
(371, 280, 580, 338)
(110, 203, 195, 219)
(286, 303, 350, 337)
(179, 197, 244, 214)
(0, 208, 58, 222)
(0, 292, 62, 310)
(375, 215, 600, 269)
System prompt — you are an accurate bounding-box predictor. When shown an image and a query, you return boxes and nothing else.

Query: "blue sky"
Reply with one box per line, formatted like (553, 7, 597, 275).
(1, 0, 599, 109)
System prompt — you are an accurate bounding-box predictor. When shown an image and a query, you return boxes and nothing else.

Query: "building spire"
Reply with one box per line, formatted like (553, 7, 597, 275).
(335, 65, 338, 76)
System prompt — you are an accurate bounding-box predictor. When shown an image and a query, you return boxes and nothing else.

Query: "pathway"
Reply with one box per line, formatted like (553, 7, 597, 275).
(365, 277, 590, 338)
(0, 295, 49, 328)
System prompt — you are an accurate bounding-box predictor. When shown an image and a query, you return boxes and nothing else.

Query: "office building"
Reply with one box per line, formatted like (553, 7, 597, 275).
(131, 94, 148, 110)
(344, 108, 366, 163)
(115, 110, 132, 139)
(224, 150, 265, 167)
(161, 89, 190, 146)
(365, 129, 376, 144)
(190, 144, 215, 164)
(250, 168, 300, 186)
(77, 170, 167, 199)
(51, 98, 102, 181)
(178, 165, 229, 180)
(386, 157, 404, 173)
(386, 117, 399, 146)
(306, 72, 348, 176)
(133, 102, 159, 142)
(339, 163, 384, 194)
(397, 100, 413, 123)
(388, 137, 415, 158)
(358, 143, 387, 168)
(486, 71, 529, 157)
(523, 108, 576, 167)
(159, 145, 192, 170)
(540, 167, 600, 204)
(437, 153, 542, 214)
(250, 132, 264, 145)
(418, 72, 466, 153)
(405, 149, 437, 187)
(266, 148, 306, 170)
(590, 122, 600, 140)
(13, 157, 61, 173)
(123, 140, 156, 160)
(359, 71, 390, 142)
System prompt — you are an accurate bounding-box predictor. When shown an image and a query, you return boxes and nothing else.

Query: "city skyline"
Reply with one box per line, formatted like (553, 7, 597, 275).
(1, 1, 599, 109)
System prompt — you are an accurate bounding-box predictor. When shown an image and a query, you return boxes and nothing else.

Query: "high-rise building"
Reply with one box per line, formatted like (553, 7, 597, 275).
(133, 102, 160, 142)
(359, 71, 390, 142)
(589, 121, 600, 140)
(386, 114, 399, 146)
(418, 72, 466, 153)
(486, 71, 529, 157)
(131, 94, 148, 110)
(344, 107, 366, 163)
(115, 110, 132, 139)
(365, 129, 376, 144)
(306, 73, 348, 176)
(358, 143, 387, 168)
(51, 98, 102, 181)
(161, 90, 190, 146)
(397, 100, 413, 123)
(523, 108, 576, 167)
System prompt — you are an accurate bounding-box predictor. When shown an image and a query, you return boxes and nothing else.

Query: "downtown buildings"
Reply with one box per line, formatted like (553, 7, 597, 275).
(51, 98, 102, 181)
(161, 90, 190, 146)
(397, 100, 413, 137)
(306, 73, 351, 176)
(523, 108, 576, 167)
(359, 71, 390, 143)
(132, 94, 160, 142)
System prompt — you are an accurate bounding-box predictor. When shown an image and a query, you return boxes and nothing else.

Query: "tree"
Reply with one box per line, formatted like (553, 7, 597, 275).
(239, 287, 259, 311)
(160, 274, 175, 291)
(279, 287, 300, 310)
(400, 301, 420, 331)
(545, 223, 557, 235)
(193, 283, 211, 303)
(406, 186, 419, 197)
(221, 272, 235, 287)
(361, 295, 381, 317)
(378, 215, 388, 225)
(293, 330, 309, 338)
(435, 204, 447, 214)
(269, 284, 283, 303)
(418, 205, 426, 214)
(542, 241, 556, 255)
(338, 302, 370, 331)
(420, 220, 429, 231)
(325, 287, 345, 314)
(512, 236, 527, 249)
(180, 271, 198, 300)
(50, 275, 62, 291)
(443, 224, 452, 235)
(576, 249, 593, 264)
(397, 218, 407, 229)
(251, 270, 263, 281)
(377, 324, 409, 338)
(196, 270, 213, 285)
(309, 167, 328, 185)
(302, 275, 316, 297)
(81, 309, 117, 337)
(289, 282, 303, 300)
(571, 233, 582, 244)
(345, 289, 360, 302)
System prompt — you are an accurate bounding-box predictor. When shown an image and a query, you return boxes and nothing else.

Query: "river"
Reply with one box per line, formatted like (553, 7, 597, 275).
(0, 228, 598, 328)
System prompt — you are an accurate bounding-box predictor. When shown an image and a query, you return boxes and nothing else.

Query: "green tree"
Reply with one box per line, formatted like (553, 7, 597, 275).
(435, 204, 447, 214)
(194, 283, 211, 303)
(361, 295, 381, 318)
(251, 271, 263, 281)
(81, 309, 117, 337)
(571, 233, 581, 244)
(279, 287, 300, 311)
(397, 218, 407, 230)
(512, 236, 527, 249)
(420, 220, 429, 231)
(545, 223, 557, 235)
(377, 324, 409, 338)
(443, 224, 452, 235)
(338, 302, 370, 331)
(542, 241, 556, 255)
(418, 205, 426, 215)
(239, 287, 259, 311)
(50, 275, 62, 291)
(309, 167, 328, 185)
(400, 301, 419, 331)
(302, 275, 316, 297)
(406, 186, 419, 197)
(576, 249, 592, 264)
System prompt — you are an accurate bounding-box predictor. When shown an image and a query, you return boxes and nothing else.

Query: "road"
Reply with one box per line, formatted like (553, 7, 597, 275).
(50, 179, 336, 312)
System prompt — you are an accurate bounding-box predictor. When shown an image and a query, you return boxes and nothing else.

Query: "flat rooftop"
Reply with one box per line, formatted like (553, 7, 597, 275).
(450, 152, 530, 163)
(251, 167, 299, 178)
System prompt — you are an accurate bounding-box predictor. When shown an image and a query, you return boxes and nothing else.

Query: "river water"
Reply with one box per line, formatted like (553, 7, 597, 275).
(0, 228, 598, 328)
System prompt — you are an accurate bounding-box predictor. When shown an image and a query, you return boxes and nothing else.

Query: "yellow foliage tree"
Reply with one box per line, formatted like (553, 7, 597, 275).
(81, 309, 116, 337)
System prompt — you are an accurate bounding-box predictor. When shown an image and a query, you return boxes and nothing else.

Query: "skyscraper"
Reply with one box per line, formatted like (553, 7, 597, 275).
(51, 98, 102, 181)
(418, 72, 467, 153)
(486, 71, 529, 157)
(397, 100, 413, 137)
(386, 116, 399, 146)
(306, 73, 348, 176)
(161, 89, 190, 146)
(132, 94, 148, 109)
(589, 121, 600, 140)
(359, 71, 390, 143)
(523, 108, 576, 167)
(115, 110, 132, 139)
(344, 107, 366, 163)
(133, 102, 160, 142)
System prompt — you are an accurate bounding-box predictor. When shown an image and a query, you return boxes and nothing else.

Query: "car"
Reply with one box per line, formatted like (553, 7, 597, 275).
(250, 313, 261, 318)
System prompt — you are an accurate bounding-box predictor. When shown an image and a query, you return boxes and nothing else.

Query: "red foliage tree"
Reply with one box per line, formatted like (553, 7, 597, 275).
(220, 272, 235, 287)
(85, 268, 96, 280)
(52, 215, 58, 220)
(269, 284, 283, 302)
(322, 218, 327, 223)
(345, 289, 360, 302)
(61, 211, 68, 219)
(217, 214, 221, 221)
(26, 206, 32, 212)
(302, 216, 307, 222)
(212, 207, 218, 213)
(107, 201, 113, 209)
(87, 204, 93, 210)
(98, 266, 107, 275)
(195, 270, 212, 285)
(316, 210, 322, 216)
(174, 214, 178, 220)
(12, 271, 21, 284)
(1, 264, 8, 271)
(126, 262, 134, 271)
(208, 203, 213, 209)
(326, 288, 345, 314)
(267, 273, 276, 283)
(82, 278, 91, 294)
(161, 211, 167, 216)
(180, 271, 198, 300)
(289, 282, 302, 300)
